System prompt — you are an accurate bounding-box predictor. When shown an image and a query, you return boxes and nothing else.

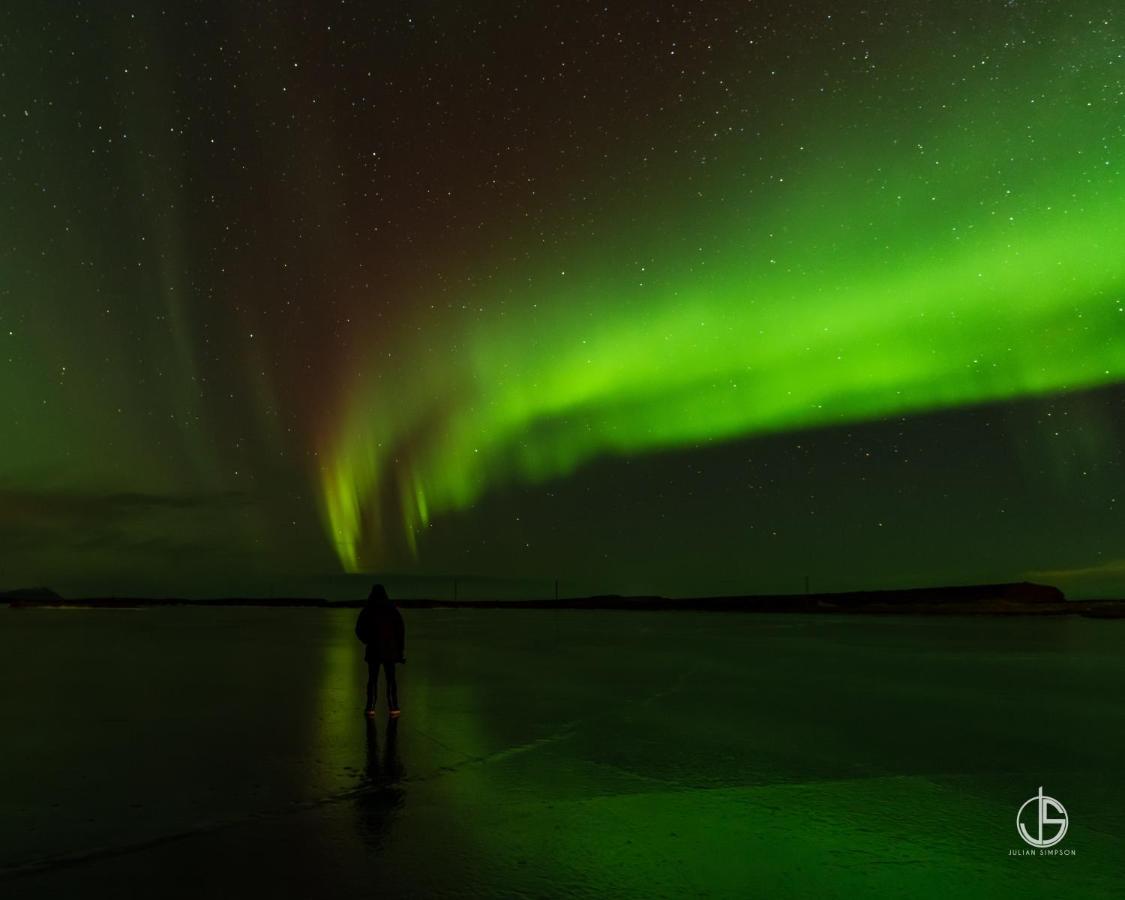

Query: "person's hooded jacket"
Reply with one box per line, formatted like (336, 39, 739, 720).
(355, 601, 406, 663)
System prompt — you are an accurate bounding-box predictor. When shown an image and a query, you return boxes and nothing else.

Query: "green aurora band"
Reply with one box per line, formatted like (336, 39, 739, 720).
(320, 21, 1125, 571)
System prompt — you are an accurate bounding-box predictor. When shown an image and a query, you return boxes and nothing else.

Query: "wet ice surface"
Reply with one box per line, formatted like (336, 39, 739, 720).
(1, 608, 1122, 898)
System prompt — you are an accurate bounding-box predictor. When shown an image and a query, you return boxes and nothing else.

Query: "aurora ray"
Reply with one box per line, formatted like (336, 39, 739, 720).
(320, 13, 1125, 570)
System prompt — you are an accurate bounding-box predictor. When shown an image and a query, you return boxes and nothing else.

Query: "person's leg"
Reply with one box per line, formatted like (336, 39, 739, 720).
(366, 661, 380, 710)
(384, 661, 399, 709)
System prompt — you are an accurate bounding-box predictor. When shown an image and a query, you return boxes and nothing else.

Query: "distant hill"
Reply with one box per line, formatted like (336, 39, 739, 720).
(7, 580, 1125, 616)
(399, 581, 1072, 611)
(0, 587, 65, 603)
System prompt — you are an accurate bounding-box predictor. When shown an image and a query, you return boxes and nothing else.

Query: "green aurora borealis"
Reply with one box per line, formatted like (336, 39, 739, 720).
(3, 2, 1124, 597)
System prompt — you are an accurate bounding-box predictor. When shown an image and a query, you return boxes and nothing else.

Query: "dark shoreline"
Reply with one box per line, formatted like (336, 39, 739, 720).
(4, 582, 1124, 617)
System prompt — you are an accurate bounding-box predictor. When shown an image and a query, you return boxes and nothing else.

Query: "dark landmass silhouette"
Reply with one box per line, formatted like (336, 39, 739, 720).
(0, 587, 64, 604)
(4, 581, 1124, 616)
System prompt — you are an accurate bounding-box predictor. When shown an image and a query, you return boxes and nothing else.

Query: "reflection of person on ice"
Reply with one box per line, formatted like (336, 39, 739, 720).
(355, 584, 405, 718)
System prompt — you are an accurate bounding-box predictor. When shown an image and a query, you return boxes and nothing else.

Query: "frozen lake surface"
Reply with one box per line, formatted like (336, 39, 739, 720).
(1, 607, 1122, 897)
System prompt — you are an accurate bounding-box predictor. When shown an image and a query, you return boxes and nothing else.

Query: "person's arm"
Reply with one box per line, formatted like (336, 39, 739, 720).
(355, 608, 369, 643)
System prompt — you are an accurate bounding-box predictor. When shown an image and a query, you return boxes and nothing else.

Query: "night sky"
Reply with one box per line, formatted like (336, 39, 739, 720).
(2, 2, 1123, 599)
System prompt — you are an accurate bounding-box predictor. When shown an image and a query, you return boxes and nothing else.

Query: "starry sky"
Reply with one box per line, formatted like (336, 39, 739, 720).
(2, 1, 1123, 599)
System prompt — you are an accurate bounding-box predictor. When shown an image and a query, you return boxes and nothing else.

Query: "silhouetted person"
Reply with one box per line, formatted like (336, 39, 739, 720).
(355, 583, 405, 717)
